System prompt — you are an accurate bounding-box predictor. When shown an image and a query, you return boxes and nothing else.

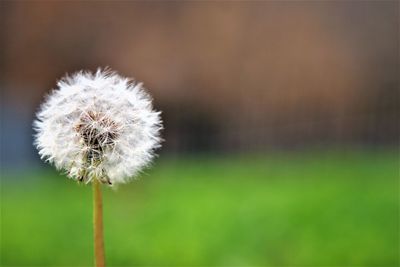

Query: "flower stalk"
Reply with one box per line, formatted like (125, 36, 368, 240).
(93, 179, 105, 267)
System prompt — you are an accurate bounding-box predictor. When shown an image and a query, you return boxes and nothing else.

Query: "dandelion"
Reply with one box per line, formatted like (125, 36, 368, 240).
(33, 68, 163, 267)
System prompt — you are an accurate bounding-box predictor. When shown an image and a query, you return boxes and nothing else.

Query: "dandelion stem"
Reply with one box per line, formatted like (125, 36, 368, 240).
(93, 179, 106, 267)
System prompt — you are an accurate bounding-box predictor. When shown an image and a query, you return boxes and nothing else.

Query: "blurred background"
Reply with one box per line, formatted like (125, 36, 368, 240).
(0, 1, 399, 266)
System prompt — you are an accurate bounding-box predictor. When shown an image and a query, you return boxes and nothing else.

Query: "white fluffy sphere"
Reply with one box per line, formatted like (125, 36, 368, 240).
(33, 69, 162, 185)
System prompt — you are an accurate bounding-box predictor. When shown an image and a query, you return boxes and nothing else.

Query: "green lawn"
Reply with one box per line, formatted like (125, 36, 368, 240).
(1, 150, 399, 266)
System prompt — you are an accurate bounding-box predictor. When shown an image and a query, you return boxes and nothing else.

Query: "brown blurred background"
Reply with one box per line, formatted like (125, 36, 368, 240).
(0, 1, 398, 167)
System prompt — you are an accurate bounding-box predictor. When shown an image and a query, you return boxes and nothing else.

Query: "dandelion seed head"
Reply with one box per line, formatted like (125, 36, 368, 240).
(33, 68, 162, 185)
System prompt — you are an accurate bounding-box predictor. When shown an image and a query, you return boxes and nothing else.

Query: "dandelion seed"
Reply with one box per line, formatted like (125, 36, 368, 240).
(33, 68, 163, 185)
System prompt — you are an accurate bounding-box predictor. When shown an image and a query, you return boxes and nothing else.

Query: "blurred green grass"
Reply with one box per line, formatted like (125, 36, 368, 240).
(1, 150, 399, 266)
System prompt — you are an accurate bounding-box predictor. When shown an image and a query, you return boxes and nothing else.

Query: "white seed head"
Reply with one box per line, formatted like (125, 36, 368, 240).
(33, 69, 163, 185)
